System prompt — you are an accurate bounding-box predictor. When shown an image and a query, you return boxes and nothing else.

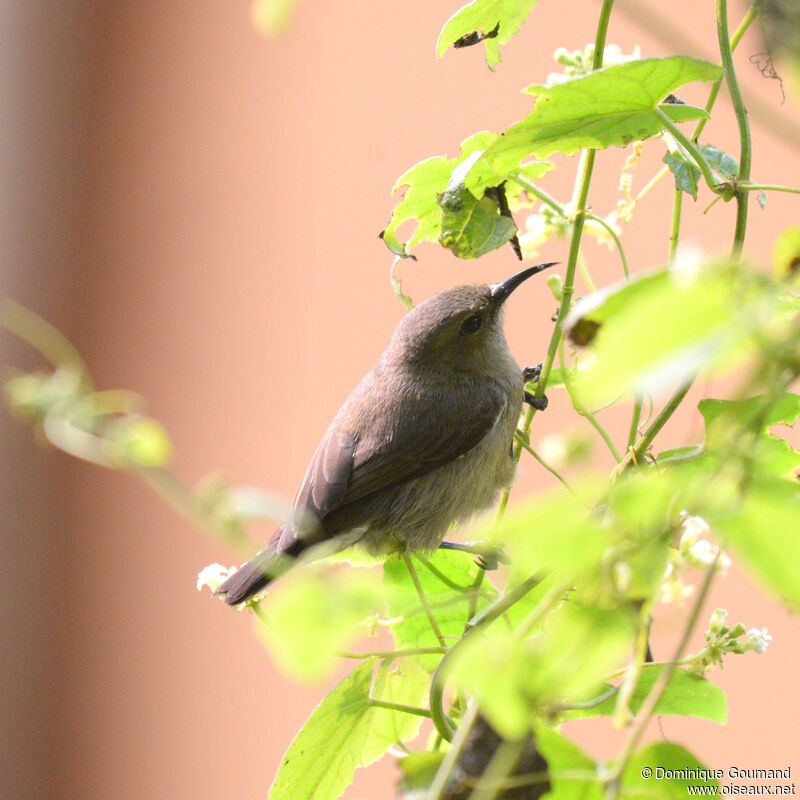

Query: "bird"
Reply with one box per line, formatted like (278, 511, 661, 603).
(215, 262, 556, 605)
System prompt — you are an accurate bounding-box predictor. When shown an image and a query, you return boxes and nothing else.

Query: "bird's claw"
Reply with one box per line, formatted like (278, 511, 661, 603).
(524, 390, 548, 411)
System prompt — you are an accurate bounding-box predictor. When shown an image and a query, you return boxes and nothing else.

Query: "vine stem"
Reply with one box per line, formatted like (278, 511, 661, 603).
(403, 554, 448, 648)
(628, 381, 691, 465)
(559, 339, 622, 462)
(717, 0, 752, 258)
(606, 553, 720, 795)
(426, 701, 481, 800)
(739, 184, 800, 195)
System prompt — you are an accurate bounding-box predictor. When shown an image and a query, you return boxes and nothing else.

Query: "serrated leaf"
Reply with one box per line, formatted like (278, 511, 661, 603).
(439, 188, 518, 258)
(565, 668, 727, 723)
(255, 567, 382, 682)
(437, 0, 540, 70)
(479, 57, 722, 170)
(664, 151, 700, 199)
(621, 743, 718, 799)
(381, 132, 552, 258)
(714, 475, 800, 610)
(270, 658, 429, 800)
(383, 550, 495, 670)
(699, 393, 800, 477)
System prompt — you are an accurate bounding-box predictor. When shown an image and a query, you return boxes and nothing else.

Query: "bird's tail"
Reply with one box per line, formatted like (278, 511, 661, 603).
(214, 526, 302, 605)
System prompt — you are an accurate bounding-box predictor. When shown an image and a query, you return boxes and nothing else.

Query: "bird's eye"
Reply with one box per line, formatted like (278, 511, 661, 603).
(461, 314, 483, 334)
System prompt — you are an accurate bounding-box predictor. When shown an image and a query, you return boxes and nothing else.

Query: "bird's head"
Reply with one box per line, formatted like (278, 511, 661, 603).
(385, 262, 557, 372)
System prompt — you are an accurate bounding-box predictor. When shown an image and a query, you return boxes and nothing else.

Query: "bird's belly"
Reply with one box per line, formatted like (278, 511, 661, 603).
(357, 399, 520, 554)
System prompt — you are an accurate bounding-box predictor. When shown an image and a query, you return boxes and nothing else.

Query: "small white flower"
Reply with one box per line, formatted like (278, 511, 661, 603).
(678, 512, 711, 550)
(708, 607, 729, 634)
(196, 563, 238, 593)
(741, 627, 772, 654)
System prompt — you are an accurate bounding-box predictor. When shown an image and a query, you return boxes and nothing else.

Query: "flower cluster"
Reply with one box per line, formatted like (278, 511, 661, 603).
(688, 608, 772, 675)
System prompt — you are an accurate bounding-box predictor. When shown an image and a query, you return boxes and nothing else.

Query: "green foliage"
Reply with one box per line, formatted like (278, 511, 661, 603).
(255, 566, 382, 681)
(437, 0, 541, 70)
(568, 263, 779, 405)
(383, 550, 489, 670)
(480, 57, 720, 164)
(450, 602, 636, 738)
(664, 150, 701, 199)
(621, 743, 719, 799)
(715, 476, 800, 609)
(438, 186, 518, 258)
(381, 131, 553, 258)
(699, 393, 800, 477)
(566, 668, 728, 723)
(4, 2, 800, 800)
(270, 658, 429, 800)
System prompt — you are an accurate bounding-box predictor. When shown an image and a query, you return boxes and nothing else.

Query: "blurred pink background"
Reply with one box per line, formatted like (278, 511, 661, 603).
(1, 1, 798, 798)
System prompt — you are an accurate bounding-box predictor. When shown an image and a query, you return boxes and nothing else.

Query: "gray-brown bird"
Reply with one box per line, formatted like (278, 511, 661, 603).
(216, 262, 555, 604)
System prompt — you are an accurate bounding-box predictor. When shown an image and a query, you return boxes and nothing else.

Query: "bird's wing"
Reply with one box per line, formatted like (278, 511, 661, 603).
(344, 382, 507, 504)
(287, 378, 508, 538)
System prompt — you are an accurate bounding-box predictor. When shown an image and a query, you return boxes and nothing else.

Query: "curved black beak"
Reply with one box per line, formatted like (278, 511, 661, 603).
(490, 262, 558, 305)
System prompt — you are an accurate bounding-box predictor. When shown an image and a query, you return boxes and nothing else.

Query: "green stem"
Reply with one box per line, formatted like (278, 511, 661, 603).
(657, 109, 721, 193)
(668, 189, 683, 261)
(338, 647, 448, 659)
(514, 430, 574, 493)
(403, 554, 447, 648)
(626, 398, 642, 451)
(693, 5, 757, 142)
(738, 183, 800, 195)
(607, 553, 720, 791)
(426, 701, 481, 800)
(629, 381, 692, 464)
(140, 468, 256, 556)
(717, 0, 752, 258)
(559, 340, 623, 462)
(367, 699, 432, 718)
(509, 173, 564, 215)
(586, 212, 630, 279)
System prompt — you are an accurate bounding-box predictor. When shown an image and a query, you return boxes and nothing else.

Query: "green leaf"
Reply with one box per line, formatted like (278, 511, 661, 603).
(565, 667, 728, 723)
(270, 658, 429, 800)
(437, 0, 540, 70)
(450, 602, 635, 738)
(621, 742, 719, 799)
(439, 187, 517, 258)
(255, 567, 382, 682)
(479, 57, 722, 170)
(381, 131, 552, 258)
(567, 264, 775, 406)
(700, 144, 739, 179)
(534, 726, 601, 800)
(488, 479, 610, 580)
(699, 393, 800, 477)
(397, 752, 445, 797)
(383, 550, 495, 670)
(714, 475, 800, 609)
(663, 151, 700, 200)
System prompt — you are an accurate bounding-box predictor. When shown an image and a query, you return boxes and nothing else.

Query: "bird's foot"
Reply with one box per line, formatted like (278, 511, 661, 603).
(524, 390, 548, 411)
(438, 540, 510, 570)
(522, 363, 542, 384)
